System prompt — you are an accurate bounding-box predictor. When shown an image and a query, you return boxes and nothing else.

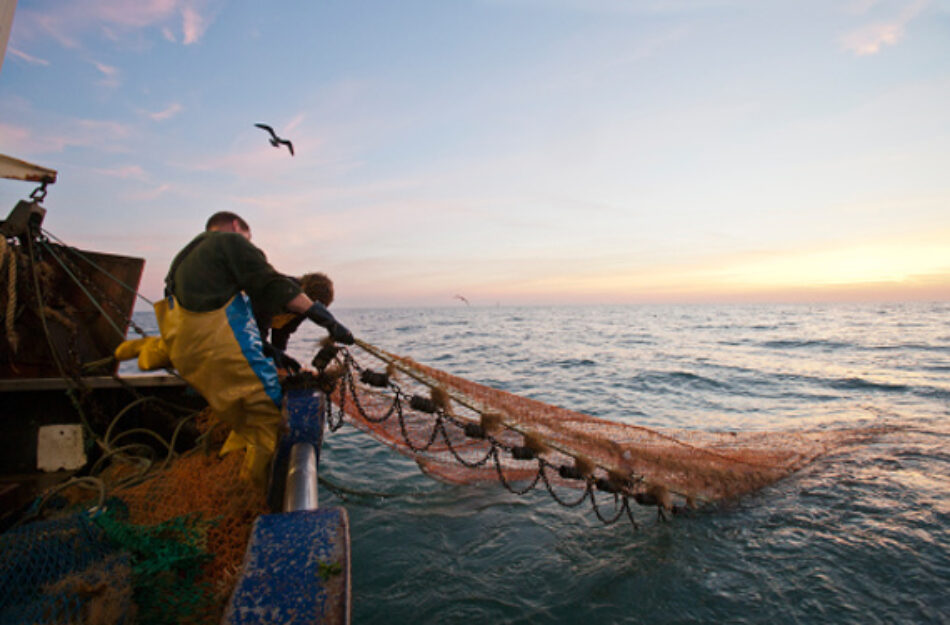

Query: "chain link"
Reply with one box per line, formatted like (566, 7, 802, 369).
(331, 352, 639, 529)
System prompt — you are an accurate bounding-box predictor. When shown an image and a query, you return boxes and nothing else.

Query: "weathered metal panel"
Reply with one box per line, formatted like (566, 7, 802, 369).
(0, 243, 144, 378)
(0, 154, 57, 184)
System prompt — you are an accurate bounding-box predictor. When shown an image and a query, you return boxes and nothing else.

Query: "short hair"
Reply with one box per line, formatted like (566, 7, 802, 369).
(300, 272, 334, 307)
(206, 211, 249, 232)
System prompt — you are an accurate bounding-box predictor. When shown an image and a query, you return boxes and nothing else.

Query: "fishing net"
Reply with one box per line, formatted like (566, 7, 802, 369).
(0, 513, 133, 625)
(1, 316, 881, 624)
(322, 340, 878, 524)
(0, 411, 269, 625)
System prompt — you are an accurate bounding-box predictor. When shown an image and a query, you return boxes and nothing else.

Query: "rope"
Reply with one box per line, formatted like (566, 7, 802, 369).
(1, 237, 19, 352)
(11, 227, 207, 527)
(38, 239, 128, 340)
(42, 228, 154, 307)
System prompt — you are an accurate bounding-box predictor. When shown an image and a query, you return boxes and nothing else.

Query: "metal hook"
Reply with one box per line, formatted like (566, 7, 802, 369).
(30, 181, 48, 203)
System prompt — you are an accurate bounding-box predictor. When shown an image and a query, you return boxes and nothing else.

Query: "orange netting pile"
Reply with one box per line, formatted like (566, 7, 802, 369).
(54, 411, 269, 623)
(334, 340, 877, 510)
(103, 414, 267, 598)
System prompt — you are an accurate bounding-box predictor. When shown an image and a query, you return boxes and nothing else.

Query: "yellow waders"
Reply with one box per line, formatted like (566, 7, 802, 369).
(131, 293, 284, 487)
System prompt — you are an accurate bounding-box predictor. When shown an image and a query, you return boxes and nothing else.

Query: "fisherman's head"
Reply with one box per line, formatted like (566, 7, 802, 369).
(300, 272, 334, 307)
(206, 211, 251, 240)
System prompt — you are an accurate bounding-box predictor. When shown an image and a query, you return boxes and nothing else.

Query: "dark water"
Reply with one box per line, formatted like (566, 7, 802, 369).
(133, 303, 950, 624)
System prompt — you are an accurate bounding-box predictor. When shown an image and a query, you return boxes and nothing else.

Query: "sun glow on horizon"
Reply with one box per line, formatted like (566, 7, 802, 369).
(435, 235, 950, 307)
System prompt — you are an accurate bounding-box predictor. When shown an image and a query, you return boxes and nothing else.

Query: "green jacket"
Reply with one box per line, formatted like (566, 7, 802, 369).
(166, 231, 301, 318)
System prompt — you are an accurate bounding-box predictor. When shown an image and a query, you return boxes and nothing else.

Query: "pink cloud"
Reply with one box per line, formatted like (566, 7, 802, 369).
(8, 47, 50, 66)
(841, 21, 903, 55)
(12, 0, 218, 49)
(147, 102, 184, 121)
(840, 0, 928, 56)
(92, 60, 120, 86)
(181, 6, 207, 45)
(95, 165, 146, 179)
(0, 118, 133, 154)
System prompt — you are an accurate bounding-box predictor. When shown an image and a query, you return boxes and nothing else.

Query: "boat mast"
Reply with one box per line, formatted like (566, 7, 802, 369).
(0, 0, 15, 76)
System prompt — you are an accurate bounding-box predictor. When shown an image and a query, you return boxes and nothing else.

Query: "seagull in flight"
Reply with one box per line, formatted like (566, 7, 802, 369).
(254, 123, 294, 156)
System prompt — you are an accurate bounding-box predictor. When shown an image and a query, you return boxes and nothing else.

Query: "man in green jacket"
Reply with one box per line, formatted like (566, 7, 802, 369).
(158, 211, 353, 487)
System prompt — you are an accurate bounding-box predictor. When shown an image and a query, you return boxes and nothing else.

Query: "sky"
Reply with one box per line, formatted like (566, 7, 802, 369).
(1, 0, 949, 308)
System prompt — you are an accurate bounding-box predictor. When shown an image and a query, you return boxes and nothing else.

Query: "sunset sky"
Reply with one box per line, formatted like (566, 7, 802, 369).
(2, 0, 948, 308)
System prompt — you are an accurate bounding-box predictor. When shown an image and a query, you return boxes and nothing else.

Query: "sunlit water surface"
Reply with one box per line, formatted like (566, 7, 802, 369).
(132, 303, 949, 624)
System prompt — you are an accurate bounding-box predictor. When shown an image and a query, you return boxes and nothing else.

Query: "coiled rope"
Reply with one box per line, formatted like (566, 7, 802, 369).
(0, 236, 19, 353)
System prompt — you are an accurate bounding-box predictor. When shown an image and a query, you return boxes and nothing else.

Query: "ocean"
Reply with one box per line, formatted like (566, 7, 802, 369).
(132, 302, 949, 624)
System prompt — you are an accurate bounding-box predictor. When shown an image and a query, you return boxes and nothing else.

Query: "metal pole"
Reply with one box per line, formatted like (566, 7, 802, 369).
(284, 442, 318, 512)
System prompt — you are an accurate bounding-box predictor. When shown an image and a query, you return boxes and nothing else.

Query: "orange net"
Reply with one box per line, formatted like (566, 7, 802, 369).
(108, 448, 268, 598)
(57, 410, 269, 622)
(331, 340, 879, 515)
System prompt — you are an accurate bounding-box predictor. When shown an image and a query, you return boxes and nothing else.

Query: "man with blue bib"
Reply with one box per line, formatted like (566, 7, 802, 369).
(157, 211, 353, 487)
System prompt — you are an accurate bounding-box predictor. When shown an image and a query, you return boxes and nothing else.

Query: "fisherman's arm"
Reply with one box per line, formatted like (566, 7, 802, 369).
(286, 293, 354, 345)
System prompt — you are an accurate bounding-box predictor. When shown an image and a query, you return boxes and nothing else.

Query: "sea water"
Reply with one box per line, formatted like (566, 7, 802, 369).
(132, 303, 949, 624)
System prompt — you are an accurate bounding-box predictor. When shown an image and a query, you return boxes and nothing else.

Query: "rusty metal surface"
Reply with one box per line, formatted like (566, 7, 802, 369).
(0, 154, 57, 184)
(0, 243, 144, 378)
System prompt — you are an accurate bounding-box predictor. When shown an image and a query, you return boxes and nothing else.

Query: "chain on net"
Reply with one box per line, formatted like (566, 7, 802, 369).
(305, 343, 644, 528)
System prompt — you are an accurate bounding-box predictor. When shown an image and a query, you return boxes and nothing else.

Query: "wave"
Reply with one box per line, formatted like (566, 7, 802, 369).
(761, 339, 853, 351)
(628, 370, 729, 392)
(540, 358, 597, 368)
(867, 343, 950, 354)
(827, 377, 910, 393)
(395, 324, 426, 333)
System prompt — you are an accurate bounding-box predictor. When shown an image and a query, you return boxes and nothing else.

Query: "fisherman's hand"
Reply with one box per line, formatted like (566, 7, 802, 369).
(279, 352, 302, 373)
(262, 341, 301, 372)
(329, 321, 354, 345)
(304, 301, 354, 345)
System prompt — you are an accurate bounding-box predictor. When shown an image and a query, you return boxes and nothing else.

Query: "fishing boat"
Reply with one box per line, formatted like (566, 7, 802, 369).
(0, 154, 352, 623)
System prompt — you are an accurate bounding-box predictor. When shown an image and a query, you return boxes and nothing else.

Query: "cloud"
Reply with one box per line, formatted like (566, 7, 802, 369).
(11, 0, 220, 50)
(7, 47, 50, 66)
(126, 183, 172, 201)
(95, 165, 147, 179)
(147, 102, 184, 121)
(93, 60, 120, 87)
(181, 6, 207, 45)
(0, 118, 134, 155)
(840, 0, 928, 56)
(841, 21, 903, 55)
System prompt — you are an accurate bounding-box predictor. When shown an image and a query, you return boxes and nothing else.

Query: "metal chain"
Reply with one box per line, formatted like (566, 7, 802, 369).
(538, 459, 592, 508)
(331, 354, 639, 528)
(491, 447, 543, 496)
(589, 490, 633, 526)
(436, 418, 496, 468)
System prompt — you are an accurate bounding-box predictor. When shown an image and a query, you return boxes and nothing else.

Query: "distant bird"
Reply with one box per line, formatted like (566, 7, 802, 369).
(454, 294, 470, 306)
(254, 123, 294, 156)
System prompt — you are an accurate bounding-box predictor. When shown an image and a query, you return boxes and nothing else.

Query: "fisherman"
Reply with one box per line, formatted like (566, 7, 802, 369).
(157, 211, 354, 487)
(255, 272, 336, 373)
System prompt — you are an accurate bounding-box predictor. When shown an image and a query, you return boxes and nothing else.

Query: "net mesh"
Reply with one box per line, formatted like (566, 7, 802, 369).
(334, 341, 879, 511)
(0, 514, 133, 625)
(0, 412, 268, 625)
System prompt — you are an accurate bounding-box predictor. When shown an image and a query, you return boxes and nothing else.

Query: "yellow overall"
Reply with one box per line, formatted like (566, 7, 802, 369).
(119, 293, 284, 487)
